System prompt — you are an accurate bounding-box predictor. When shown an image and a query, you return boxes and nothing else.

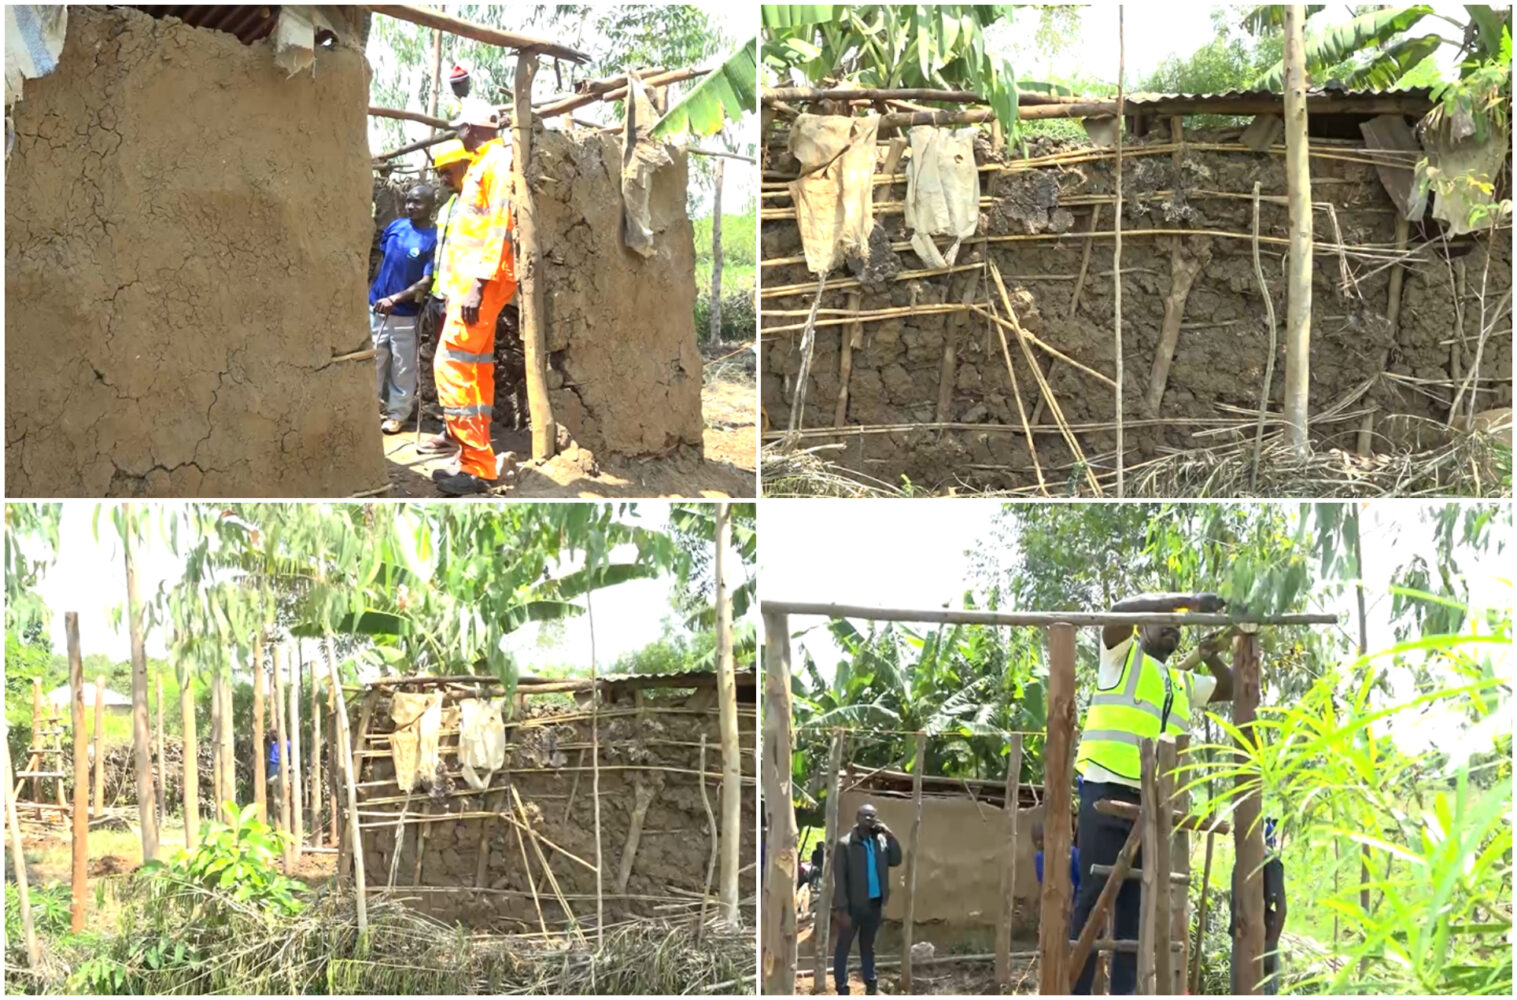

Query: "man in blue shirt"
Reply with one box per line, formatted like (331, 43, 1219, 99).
(370, 185, 437, 434)
(1032, 818, 1082, 896)
(832, 803, 902, 995)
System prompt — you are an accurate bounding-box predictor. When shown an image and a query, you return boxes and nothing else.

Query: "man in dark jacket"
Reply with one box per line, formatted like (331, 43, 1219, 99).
(832, 803, 902, 995)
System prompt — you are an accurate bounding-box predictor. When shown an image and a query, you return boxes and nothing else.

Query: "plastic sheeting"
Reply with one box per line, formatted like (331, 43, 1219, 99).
(5, 5, 66, 109)
(905, 125, 980, 269)
(621, 71, 673, 257)
(390, 691, 443, 792)
(788, 114, 880, 275)
(457, 697, 507, 790)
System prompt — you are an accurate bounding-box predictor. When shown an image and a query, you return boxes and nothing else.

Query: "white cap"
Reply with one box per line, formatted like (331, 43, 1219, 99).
(450, 97, 500, 129)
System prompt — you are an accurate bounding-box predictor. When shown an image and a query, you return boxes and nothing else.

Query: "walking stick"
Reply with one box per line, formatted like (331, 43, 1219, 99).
(414, 305, 425, 448)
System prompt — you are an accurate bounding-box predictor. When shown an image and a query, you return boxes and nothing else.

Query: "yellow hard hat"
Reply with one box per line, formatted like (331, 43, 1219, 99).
(430, 139, 472, 169)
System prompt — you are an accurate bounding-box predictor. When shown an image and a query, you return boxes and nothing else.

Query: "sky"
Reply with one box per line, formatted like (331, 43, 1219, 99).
(24, 502, 741, 678)
(760, 500, 1512, 759)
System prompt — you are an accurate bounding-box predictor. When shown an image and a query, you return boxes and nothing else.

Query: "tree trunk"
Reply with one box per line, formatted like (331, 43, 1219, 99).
(180, 666, 199, 849)
(812, 731, 844, 993)
(219, 669, 236, 811)
(709, 157, 724, 341)
(273, 644, 293, 872)
(1281, 4, 1314, 453)
(713, 501, 741, 926)
(253, 632, 266, 824)
(3, 736, 40, 968)
(289, 645, 304, 859)
(122, 503, 159, 862)
(325, 632, 367, 934)
(92, 675, 104, 817)
(66, 613, 89, 932)
(309, 647, 323, 845)
(1039, 623, 1076, 993)
(1231, 631, 1265, 994)
(761, 610, 798, 995)
(210, 669, 223, 814)
(427, 27, 442, 120)
(512, 51, 556, 461)
(995, 733, 1024, 989)
(155, 672, 167, 825)
(899, 734, 927, 993)
(325, 638, 340, 847)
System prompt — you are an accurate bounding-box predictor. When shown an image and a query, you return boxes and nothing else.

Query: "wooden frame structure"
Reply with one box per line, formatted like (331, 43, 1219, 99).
(760, 601, 1335, 996)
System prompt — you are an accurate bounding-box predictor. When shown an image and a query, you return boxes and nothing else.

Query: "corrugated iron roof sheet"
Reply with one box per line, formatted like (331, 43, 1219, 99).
(133, 5, 281, 44)
(1126, 85, 1433, 105)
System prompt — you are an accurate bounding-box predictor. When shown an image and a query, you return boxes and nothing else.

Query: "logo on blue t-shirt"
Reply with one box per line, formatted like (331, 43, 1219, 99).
(408, 247, 421, 258)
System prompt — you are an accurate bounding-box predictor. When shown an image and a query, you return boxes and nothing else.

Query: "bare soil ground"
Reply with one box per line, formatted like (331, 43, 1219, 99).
(384, 342, 755, 498)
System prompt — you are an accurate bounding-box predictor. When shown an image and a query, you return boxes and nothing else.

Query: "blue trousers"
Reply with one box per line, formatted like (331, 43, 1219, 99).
(833, 898, 882, 992)
(1070, 779, 1143, 994)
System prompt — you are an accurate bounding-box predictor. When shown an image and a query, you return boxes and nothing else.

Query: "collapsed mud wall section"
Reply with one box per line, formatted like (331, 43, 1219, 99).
(762, 130, 1512, 491)
(5, 6, 386, 497)
(532, 130, 704, 457)
(839, 790, 1043, 932)
(356, 687, 757, 930)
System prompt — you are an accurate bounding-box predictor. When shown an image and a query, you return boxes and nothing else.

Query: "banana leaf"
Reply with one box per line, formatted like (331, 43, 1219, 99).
(1253, 5, 1434, 89)
(762, 5, 837, 30)
(648, 38, 757, 141)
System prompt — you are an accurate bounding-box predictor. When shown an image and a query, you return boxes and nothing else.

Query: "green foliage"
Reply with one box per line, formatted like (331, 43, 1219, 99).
(4, 502, 61, 633)
(762, 5, 1022, 139)
(649, 38, 759, 141)
(1250, 5, 1437, 90)
(4, 882, 71, 946)
(137, 802, 306, 926)
(693, 209, 756, 342)
(694, 287, 758, 343)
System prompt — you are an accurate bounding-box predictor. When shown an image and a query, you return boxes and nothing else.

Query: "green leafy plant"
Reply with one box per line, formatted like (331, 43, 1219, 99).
(137, 802, 306, 926)
(4, 881, 71, 945)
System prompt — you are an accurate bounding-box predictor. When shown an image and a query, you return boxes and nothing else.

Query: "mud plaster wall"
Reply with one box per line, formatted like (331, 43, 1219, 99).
(762, 130, 1513, 491)
(4, 6, 386, 497)
(532, 130, 704, 457)
(838, 790, 1043, 931)
(355, 688, 756, 929)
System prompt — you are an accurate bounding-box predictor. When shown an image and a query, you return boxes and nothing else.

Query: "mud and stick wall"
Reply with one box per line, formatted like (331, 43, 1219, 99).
(5, 6, 387, 497)
(353, 686, 757, 930)
(837, 790, 1043, 932)
(761, 127, 1513, 492)
(531, 130, 704, 458)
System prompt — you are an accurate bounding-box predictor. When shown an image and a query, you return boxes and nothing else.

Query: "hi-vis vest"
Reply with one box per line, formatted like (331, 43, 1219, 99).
(439, 138, 515, 302)
(429, 192, 461, 298)
(1074, 638, 1194, 782)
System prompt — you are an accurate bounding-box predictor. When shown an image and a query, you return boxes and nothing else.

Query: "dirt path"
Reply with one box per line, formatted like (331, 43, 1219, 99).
(384, 343, 755, 498)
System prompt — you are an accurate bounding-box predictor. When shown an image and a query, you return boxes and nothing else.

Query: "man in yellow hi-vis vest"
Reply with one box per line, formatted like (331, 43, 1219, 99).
(1070, 591, 1231, 995)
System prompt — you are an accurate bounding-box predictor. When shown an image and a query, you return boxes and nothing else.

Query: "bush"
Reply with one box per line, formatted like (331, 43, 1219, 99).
(694, 287, 757, 344)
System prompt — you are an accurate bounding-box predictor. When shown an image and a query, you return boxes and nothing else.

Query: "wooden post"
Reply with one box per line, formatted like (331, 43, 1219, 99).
(66, 613, 89, 932)
(28, 678, 43, 807)
(1138, 738, 1174, 994)
(2, 735, 40, 967)
(427, 27, 442, 121)
(1231, 630, 1264, 994)
(813, 730, 844, 993)
(325, 638, 340, 847)
(512, 50, 557, 461)
(273, 644, 293, 872)
(996, 733, 1025, 989)
(1190, 824, 1216, 993)
(835, 291, 862, 428)
(211, 668, 223, 813)
(253, 633, 266, 824)
(155, 671, 167, 825)
(123, 504, 159, 863)
(1039, 623, 1076, 993)
(1170, 734, 1192, 995)
(310, 657, 323, 846)
(179, 665, 199, 849)
(1113, 7, 1127, 496)
(900, 733, 927, 993)
(92, 675, 105, 817)
(714, 502, 742, 926)
(325, 634, 367, 934)
(1281, 4, 1313, 454)
(588, 591, 605, 947)
(762, 610, 799, 996)
(288, 647, 304, 859)
(220, 668, 236, 811)
(710, 157, 725, 341)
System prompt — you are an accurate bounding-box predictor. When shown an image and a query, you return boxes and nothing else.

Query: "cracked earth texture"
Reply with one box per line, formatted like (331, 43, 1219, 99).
(5, 6, 386, 497)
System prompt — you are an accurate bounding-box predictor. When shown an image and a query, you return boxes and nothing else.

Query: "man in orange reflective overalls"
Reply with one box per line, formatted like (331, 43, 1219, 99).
(429, 97, 515, 496)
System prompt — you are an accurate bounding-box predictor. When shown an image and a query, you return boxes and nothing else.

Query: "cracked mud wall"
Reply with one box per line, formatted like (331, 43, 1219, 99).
(762, 130, 1512, 491)
(5, 6, 386, 497)
(355, 688, 756, 929)
(532, 130, 704, 457)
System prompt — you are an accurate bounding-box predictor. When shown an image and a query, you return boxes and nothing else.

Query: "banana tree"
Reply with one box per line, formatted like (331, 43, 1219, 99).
(648, 38, 758, 141)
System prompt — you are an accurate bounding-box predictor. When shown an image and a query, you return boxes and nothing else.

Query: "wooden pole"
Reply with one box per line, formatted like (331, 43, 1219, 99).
(3, 734, 39, 967)
(1281, 4, 1314, 454)
(179, 663, 199, 850)
(155, 671, 167, 825)
(326, 639, 340, 847)
(66, 613, 88, 932)
(710, 157, 725, 341)
(211, 667, 223, 812)
(273, 644, 293, 872)
(25, 679, 42, 808)
(427, 27, 442, 120)
(363, 4, 590, 63)
(714, 502, 742, 926)
(1039, 623, 1076, 994)
(289, 646, 304, 859)
(1067, 824, 1142, 991)
(1113, 5, 1126, 497)
(813, 730, 844, 993)
(1169, 735, 1192, 995)
(220, 667, 236, 811)
(762, 610, 799, 995)
(512, 51, 557, 462)
(122, 503, 159, 863)
(899, 733, 927, 993)
(325, 632, 367, 934)
(995, 733, 1025, 989)
(758, 602, 1338, 628)
(310, 654, 323, 846)
(92, 675, 104, 818)
(1137, 738, 1174, 994)
(588, 591, 604, 946)
(1231, 630, 1264, 994)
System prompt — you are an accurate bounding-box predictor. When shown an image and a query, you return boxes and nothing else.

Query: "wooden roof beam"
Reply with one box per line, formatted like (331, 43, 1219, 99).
(363, 4, 590, 64)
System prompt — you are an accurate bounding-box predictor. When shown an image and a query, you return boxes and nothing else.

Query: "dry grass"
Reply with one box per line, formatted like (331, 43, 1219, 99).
(760, 447, 907, 498)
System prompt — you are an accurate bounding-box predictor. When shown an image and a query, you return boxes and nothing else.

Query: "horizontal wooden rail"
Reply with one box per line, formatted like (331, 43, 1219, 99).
(759, 602, 1337, 629)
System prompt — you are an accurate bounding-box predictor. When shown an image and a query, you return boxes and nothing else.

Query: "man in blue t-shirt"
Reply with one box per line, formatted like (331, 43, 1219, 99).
(1032, 819, 1082, 897)
(370, 185, 437, 433)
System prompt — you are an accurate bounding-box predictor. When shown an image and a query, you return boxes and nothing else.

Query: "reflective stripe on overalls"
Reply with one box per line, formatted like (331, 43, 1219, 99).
(1074, 635, 1193, 782)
